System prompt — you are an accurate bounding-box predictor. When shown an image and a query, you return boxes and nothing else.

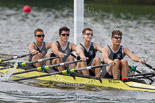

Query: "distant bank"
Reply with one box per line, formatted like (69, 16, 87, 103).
(0, 0, 155, 8)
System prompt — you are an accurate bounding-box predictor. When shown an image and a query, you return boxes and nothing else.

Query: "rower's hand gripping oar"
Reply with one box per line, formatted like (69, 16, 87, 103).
(12, 59, 82, 75)
(13, 63, 109, 81)
(0, 53, 35, 63)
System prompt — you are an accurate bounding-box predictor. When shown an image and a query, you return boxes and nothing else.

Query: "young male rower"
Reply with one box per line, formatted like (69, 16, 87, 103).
(102, 30, 145, 80)
(29, 28, 52, 67)
(76, 28, 103, 77)
(52, 27, 76, 71)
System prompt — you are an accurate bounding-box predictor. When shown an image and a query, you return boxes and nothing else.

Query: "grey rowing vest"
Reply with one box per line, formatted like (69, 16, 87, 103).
(100, 45, 123, 77)
(56, 41, 71, 62)
(29, 42, 47, 61)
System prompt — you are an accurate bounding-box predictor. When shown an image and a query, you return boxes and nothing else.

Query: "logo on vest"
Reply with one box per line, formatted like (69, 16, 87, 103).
(41, 50, 46, 56)
(89, 50, 94, 56)
(116, 54, 121, 59)
(65, 50, 70, 55)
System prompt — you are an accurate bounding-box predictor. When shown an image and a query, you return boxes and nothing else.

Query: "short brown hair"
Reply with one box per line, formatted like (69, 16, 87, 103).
(112, 30, 123, 37)
(59, 27, 70, 35)
(34, 28, 43, 36)
(82, 28, 93, 34)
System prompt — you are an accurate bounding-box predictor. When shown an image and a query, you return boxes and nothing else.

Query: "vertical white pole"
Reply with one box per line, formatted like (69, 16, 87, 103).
(74, 0, 84, 45)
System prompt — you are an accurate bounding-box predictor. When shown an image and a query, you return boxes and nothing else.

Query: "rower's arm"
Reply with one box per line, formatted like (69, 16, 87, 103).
(124, 47, 145, 63)
(70, 43, 76, 52)
(29, 43, 38, 55)
(46, 42, 53, 50)
(51, 42, 64, 57)
(102, 46, 113, 64)
(94, 43, 103, 53)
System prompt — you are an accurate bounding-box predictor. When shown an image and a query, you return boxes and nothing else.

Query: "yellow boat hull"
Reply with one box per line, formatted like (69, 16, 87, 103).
(1, 67, 155, 92)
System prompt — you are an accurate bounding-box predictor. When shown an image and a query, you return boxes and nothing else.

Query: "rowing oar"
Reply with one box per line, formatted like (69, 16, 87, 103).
(129, 65, 154, 83)
(17, 56, 59, 67)
(13, 64, 109, 81)
(12, 59, 82, 75)
(129, 75, 155, 79)
(0, 56, 59, 70)
(0, 53, 33, 63)
(144, 63, 155, 71)
(128, 72, 155, 77)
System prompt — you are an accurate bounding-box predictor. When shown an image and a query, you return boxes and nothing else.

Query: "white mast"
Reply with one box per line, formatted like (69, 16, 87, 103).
(74, 0, 84, 45)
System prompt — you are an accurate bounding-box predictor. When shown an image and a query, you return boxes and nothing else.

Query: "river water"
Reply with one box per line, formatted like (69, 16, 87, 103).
(0, 2, 155, 103)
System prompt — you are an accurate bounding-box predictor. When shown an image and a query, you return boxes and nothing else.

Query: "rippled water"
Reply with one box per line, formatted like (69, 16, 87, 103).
(0, 5, 155, 103)
(1, 82, 155, 103)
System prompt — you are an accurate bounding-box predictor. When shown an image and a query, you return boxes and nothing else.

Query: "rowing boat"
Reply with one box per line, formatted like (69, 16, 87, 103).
(0, 66, 155, 92)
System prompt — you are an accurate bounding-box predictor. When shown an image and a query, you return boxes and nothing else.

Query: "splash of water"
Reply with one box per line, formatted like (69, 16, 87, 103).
(0, 62, 17, 81)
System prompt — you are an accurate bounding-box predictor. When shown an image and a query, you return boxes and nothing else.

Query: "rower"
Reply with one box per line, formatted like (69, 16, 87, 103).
(29, 28, 53, 67)
(51, 27, 76, 71)
(76, 28, 103, 77)
(101, 30, 145, 80)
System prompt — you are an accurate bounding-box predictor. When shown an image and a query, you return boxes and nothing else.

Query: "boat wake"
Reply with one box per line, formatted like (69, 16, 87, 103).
(0, 62, 17, 82)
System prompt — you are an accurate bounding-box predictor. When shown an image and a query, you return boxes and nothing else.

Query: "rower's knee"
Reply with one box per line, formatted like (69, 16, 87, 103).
(45, 53, 51, 58)
(80, 61, 87, 67)
(32, 54, 42, 61)
(121, 59, 129, 71)
(68, 56, 74, 61)
(94, 57, 101, 62)
(55, 58, 61, 63)
(121, 59, 128, 66)
(113, 59, 121, 65)
(93, 57, 101, 65)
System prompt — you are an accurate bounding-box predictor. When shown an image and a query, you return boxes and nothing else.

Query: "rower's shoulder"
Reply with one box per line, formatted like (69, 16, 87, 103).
(69, 42, 76, 46)
(76, 43, 83, 49)
(122, 46, 129, 50)
(122, 46, 131, 53)
(52, 41, 59, 45)
(44, 42, 53, 49)
(29, 42, 35, 47)
(102, 45, 109, 49)
(102, 45, 110, 54)
(45, 41, 52, 45)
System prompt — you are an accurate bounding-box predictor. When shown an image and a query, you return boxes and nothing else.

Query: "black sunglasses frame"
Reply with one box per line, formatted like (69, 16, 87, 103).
(61, 34, 70, 36)
(35, 34, 45, 37)
(113, 36, 122, 40)
(85, 33, 93, 36)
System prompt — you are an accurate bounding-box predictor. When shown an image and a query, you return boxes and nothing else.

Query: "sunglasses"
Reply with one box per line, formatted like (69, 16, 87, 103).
(85, 33, 93, 36)
(61, 34, 70, 36)
(113, 36, 122, 40)
(35, 34, 45, 37)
